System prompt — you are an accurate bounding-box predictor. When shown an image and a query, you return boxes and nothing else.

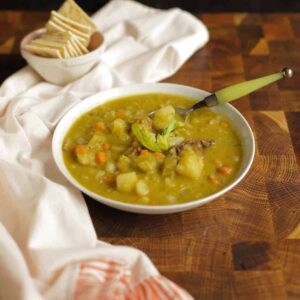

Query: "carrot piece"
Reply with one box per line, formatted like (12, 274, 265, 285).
(154, 152, 165, 159)
(103, 175, 116, 185)
(220, 121, 229, 128)
(217, 166, 233, 175)
(103, 143, 110, 150)
(93, 121, 106, 131)
(140, 149, 149, 155)
(96, 152, 106, 164)
(74, 145, 88, 155)
(116, 110, 125, 118)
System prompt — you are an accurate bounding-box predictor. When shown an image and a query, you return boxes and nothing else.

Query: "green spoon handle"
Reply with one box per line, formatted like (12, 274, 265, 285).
(201, 68, 293, 108)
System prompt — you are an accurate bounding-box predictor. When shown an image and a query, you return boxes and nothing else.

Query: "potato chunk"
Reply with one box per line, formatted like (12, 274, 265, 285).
(117, 155, 131, 172)
(88, 134, 106, 151)
(135, 180, 149, 196)
(176, 147, 203, 179)
(112, 118, 129, 142)
(116, 172, 137, 193)
(134, 154, 158, 173)
(112, 118, 127, 134)
(76, 151, 95, 166)
(153, 105, 175, 130)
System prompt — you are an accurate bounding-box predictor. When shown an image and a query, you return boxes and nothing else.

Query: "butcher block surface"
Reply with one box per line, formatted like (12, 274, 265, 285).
(1, 11, 300, 299)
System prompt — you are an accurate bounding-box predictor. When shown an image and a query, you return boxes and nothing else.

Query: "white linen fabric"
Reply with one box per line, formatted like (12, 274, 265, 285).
(0, 1, 208, 299)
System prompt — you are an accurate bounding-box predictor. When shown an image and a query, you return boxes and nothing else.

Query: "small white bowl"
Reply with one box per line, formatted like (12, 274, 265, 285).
(52, 83, 255, 214)
(20, 28, 105, 85)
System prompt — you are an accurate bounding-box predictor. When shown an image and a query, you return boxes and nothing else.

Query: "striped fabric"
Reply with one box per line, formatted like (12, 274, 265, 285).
(73, 259, 193, 300)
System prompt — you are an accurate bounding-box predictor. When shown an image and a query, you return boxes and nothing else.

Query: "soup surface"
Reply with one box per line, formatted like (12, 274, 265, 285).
(63, 93, 242, 205)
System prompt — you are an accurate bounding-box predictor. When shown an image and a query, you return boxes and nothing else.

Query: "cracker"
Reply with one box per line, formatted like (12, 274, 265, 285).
(50, 17, 89, 40)
(25, 0, 99, 59)
(42, 32, 70, 41)
(58, 0, 96, 32)
(46, 19, 89, 47)
(25, 44, 62, 58)
(63, 46, 71, 58)
(51, 11, 91, 34)
(69, 37, 83, 55)
(69, 31, 89, 54)
(67, 43, 77, 57)
(31, 38, 68, 48)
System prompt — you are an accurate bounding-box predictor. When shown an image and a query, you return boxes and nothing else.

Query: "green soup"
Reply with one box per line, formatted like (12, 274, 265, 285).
(63, 93, 242, 205)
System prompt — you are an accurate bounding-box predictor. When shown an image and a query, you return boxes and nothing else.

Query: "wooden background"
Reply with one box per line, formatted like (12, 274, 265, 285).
(1, 10, 300, 300)
(1, 0, 300, 12)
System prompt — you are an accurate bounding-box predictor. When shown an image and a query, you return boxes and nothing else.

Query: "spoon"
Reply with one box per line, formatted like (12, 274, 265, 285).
(148, 67, 293, 119)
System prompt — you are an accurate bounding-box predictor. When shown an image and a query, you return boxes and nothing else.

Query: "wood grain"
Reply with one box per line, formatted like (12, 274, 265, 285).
(1, 10, 300, 300)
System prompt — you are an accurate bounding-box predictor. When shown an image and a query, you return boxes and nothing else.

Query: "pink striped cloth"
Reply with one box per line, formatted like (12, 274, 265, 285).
(74, 259, 191, 300)
(0, 0, 208, 299)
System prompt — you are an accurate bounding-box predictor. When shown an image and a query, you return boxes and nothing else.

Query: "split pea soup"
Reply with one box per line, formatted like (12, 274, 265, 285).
(63, 93, 242, 205)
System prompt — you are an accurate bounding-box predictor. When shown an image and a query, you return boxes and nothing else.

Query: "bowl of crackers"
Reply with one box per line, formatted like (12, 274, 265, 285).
(20, 0, 105, 85)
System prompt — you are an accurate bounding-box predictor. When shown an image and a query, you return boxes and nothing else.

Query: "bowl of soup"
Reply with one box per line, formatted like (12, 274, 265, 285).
(52, 83, 255, 214)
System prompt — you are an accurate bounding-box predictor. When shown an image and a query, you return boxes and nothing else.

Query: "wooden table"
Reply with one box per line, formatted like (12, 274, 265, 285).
(1, 11, 300, 299)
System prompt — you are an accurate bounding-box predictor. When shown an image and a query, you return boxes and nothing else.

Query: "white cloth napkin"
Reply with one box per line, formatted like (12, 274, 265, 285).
(0, 1, 208, 299)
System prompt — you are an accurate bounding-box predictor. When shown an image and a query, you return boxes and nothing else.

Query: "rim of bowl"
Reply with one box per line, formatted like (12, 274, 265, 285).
(52, 83, 255, 214)
(20, 28, 105, 63)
